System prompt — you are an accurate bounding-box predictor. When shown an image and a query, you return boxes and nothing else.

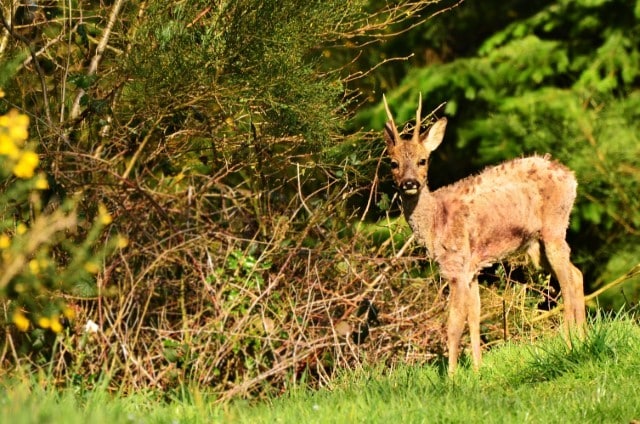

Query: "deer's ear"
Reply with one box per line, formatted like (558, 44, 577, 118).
(422, 118, 447, 152)
(384, 121, 397, 148)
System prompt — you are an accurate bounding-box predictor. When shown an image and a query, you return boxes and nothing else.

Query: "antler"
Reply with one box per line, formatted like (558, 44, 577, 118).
(383, 94, 401, 142)
(414, 93, 422, 140)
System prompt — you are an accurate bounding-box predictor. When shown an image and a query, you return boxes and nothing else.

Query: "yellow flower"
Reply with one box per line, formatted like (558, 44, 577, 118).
(98, 204, 112, 225)
(11, 110, 27, 135)
(9, 122, 29, 141)
(117, 235, 129, 249)
(62, 306, 75, 320)
(50, 318, 63, 333)
(13, 151, 39, 179)
(0, 134, 19, 159)
(28, 259, 40, 274)
(0, 234, 10, 249)
(0, 89, 5, 98)
(38, 316, 51, 329)
(16, 223, 27, 235)
(84, 262, 100, 274)
(0, 110, 29, 141)
(34, 174, 49, 190)
(13, 311, 30, 332)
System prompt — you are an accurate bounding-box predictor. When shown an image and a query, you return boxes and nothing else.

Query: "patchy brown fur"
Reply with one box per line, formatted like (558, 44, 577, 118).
(382, 95, 586, 374)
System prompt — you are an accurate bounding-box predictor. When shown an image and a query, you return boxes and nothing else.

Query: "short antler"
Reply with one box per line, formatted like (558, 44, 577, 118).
(414, 93, 422, 141)
(383, 94, 401, 142)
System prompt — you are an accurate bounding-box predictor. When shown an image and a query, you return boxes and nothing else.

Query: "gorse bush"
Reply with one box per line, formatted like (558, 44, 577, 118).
(0, 109, 39, 179)
(0, 104, 124, 338)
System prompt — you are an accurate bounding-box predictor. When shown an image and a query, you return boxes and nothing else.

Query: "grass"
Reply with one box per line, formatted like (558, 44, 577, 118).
(2, 315, 639, 423)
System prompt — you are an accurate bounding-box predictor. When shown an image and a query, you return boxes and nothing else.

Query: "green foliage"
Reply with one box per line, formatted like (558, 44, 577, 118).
(358, 0, 640, 298)
(214, 249, 272, 313)
(122, 1, 359, 146)
(0, 51, 28, 93)
(596, 243, 640, 310)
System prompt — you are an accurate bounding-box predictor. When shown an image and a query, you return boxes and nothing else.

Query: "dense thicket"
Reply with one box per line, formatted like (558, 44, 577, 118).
(0, 0, 463, 398)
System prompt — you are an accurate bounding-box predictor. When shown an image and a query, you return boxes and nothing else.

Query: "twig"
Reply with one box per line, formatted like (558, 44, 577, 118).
(0, 7, 52, 127)
(364, 233, 416, 292)
(531, 262, 640, 323)
(70, 0, 125, 119)
(0, 209, 77, 290)
(121, 116, 164, 180)
(584, 263, 640, 303)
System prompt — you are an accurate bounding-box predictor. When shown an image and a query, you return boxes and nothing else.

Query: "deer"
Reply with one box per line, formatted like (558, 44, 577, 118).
(382, 94, 586, 374)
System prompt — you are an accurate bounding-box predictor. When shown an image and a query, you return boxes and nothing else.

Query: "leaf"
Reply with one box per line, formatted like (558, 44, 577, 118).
(376, 193, 390, 212)
(582, 202, 604, 225)
(444, 99, 458, 116)
(68, 74, 97, 90)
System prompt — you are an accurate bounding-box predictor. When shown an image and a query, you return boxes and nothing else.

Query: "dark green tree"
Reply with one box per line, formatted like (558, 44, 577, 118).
(357, 0, 640, 307)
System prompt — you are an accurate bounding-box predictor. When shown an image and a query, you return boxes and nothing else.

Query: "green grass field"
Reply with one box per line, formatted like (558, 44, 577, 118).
(2, 316, 639, 424)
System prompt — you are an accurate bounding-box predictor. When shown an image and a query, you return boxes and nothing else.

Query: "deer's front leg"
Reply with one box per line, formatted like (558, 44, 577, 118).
(447, 276, 469, 375)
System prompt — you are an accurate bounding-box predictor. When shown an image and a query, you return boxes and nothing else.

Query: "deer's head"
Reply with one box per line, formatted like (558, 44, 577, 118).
(383, 94, 447, 196)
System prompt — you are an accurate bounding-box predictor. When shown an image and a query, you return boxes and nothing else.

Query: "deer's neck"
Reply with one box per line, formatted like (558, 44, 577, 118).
(402, 189, 438, 252)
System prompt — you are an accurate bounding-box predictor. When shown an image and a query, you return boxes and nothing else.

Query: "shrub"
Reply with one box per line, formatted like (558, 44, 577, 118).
(0, 105, 123, 355)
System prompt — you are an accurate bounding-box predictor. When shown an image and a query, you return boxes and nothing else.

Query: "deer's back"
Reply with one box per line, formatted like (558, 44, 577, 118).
(427, 155, 577, 273)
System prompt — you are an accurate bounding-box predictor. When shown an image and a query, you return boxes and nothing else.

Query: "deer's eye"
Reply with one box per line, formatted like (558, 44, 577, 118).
(418, 158, 427, 166)
(390, 160, 399, 170)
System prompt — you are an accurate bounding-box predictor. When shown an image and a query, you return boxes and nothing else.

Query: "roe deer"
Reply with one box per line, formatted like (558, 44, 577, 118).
(382, 94, 586, 374)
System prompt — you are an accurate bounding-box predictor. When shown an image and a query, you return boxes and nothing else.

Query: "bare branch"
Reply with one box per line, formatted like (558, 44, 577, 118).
(326, 0, 464, 45)
(70, 0, 125, 120)
(0, 5, 52, 126)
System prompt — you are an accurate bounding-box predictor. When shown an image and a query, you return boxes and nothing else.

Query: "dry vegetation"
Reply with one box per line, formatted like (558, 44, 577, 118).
(0, 0, 570, 400)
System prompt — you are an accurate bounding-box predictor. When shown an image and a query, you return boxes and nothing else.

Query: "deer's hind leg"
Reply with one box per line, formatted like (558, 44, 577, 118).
(541, 237, 586, 333)
(468, 277, 482, 370)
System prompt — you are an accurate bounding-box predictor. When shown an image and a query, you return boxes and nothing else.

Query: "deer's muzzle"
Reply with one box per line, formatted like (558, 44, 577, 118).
(400, 180, 420, 195)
